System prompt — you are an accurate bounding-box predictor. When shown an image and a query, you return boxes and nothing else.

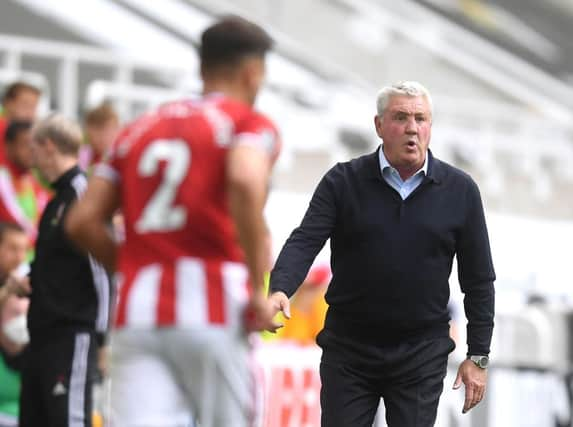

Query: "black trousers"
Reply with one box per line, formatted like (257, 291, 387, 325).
(19, 331, 97, 427)
(317, 329, 455, 427)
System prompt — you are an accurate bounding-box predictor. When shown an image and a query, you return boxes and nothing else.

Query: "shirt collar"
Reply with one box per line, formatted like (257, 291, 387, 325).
(51, 165, 81, 191)
(378, 144, 428, 180)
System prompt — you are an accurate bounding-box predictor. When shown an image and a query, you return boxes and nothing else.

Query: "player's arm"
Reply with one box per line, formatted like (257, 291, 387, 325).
(227, 144, 281, 331)
(227, 144, 270, 295)
(65, 176, 120, 273)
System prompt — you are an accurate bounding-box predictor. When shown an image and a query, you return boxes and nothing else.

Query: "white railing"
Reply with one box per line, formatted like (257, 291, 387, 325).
(0, 33, 192, 120)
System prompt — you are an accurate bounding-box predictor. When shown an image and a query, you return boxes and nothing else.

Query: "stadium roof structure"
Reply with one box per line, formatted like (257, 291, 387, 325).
(416, 0, 573, 91)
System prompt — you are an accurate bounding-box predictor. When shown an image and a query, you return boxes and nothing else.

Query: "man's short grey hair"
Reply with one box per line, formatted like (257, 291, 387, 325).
(32, 113, 83, 156)
(376, 81, 433, 117)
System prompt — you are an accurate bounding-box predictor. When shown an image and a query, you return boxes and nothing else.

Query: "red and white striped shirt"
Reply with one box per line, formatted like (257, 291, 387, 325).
(96, 95, 280, 329)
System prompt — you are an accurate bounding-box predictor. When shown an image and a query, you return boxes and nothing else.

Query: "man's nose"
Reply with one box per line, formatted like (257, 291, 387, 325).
(405, 118, 417, 134)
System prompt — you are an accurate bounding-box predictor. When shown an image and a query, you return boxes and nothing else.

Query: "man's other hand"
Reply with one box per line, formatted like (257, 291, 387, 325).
(453, 358, 488, 414)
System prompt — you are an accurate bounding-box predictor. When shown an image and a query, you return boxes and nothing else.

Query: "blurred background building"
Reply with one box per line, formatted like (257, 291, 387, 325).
(0, 0, 572, 426)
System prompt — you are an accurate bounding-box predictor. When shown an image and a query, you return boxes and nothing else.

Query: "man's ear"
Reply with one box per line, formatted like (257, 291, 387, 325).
(374, 115, 384, 138)
(242, 57, 265, 94)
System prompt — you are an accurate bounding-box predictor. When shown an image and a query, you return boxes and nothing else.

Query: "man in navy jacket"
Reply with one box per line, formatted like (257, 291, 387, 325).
(269, 81, 495, 427)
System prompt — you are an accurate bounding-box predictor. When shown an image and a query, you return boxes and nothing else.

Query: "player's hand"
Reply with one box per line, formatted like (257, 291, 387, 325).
(453, 358, 488, 414)
(4, 274, 31, 296)
(244, 292, 284, 333)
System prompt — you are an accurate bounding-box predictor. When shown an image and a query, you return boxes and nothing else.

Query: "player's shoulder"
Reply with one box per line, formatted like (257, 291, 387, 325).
(109, 109, 158, 158)
(242, 105, 276, 128)
(107, 100, 193, 159)
(215, 97, 276, 131)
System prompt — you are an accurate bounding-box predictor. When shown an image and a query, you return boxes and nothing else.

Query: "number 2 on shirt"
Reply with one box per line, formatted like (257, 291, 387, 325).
(135, 139, 190, 233)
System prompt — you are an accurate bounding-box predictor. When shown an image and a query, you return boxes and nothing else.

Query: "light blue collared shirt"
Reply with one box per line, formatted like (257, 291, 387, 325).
(378, 146, 428, 200)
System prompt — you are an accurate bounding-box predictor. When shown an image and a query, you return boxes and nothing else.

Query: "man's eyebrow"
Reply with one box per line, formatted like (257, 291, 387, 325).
(391, 109, 411, 115)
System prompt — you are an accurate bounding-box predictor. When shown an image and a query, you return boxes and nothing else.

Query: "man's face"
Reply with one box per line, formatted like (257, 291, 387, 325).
(4, 90, 40, 121)
(86, 120, 119, 157)
(374, 95, 432, 175)
(31, 136, 51, 179)
(8, 129, 34, 170)
(0, 230, 28, 275)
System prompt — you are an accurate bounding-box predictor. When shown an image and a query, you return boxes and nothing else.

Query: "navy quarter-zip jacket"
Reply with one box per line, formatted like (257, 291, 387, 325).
(270, 148, 495, 355)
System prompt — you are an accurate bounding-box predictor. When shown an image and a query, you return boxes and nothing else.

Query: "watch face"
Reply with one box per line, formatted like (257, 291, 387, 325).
(478, 356, 488, 368)
(471, 355, 489, 368)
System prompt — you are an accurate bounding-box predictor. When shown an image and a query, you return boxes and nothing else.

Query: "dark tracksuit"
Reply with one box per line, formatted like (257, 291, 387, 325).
(20, 166, 111, 427)
(270, 148, 495, 427)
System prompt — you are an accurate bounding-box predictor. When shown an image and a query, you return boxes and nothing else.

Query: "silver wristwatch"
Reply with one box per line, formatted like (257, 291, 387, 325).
(468, 355, 489, 369)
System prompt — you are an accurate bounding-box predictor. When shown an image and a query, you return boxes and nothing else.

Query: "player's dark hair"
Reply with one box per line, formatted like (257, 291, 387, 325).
(200, 16, 273, 72)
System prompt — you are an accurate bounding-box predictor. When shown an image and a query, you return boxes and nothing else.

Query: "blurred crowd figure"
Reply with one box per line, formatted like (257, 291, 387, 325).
(0, 82, 40, 126)
(0, 81, 43, 427)
(79, 103, 120, 172)
(2, 114, 111, 427)
(0, 223, 28, 286)
(0, 78, 118, 427)
(0, 83, 48, 247)
(0, 292, 29, 427)
(0, 223, 29, 427)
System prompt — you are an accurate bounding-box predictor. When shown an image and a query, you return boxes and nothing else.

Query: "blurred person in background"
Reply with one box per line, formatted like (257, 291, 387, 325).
(0, 121, 50, 246)
(66, 15, 281, 427)
(5, 113, 111, 427)
(80, 103, 124, 241)
(277, 263, 330, 345)
(0, 291, 29, 427)
(0, 223, 28, 286)
(0, 81, 40, 127)
(0, 82, 41, 163)
(269, 81, 495, 427)
(0, 223, 29, 427)
(79, 103, 120, 171)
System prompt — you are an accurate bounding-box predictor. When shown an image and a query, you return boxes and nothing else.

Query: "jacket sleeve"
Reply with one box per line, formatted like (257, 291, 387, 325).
(456, 179, 496, 356)
(270, 166, 339, 297)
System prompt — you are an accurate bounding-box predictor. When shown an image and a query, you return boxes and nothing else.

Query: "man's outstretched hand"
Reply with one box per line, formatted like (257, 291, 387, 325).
(244, 291, 287, 333)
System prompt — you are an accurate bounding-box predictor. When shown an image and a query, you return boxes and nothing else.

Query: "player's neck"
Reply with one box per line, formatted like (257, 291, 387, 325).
(202, 81, 252, 106)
